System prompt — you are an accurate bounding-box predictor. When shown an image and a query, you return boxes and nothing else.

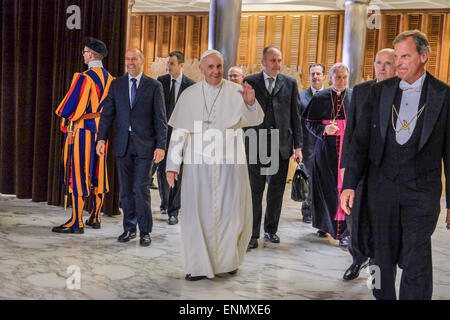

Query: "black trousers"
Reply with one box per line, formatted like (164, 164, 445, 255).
(248, 155, 290, 239)
(156, 155, 182, 217)
(116, 134, 153, 234)
(367, 165, 441, 300)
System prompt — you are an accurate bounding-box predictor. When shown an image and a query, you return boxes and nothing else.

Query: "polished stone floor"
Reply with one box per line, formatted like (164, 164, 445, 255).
(0, 188, 449, 300)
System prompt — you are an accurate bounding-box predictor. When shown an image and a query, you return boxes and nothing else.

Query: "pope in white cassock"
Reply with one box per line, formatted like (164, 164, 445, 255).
(166, 50, 264, 281)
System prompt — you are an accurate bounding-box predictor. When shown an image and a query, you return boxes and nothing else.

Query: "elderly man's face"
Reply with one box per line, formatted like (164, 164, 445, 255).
(394, 36, 429, 84)
(331, 67, 349, 92)
(374, 51, 396, 82)
(200, 54, 224, 86)
(228, 69, 244, 85)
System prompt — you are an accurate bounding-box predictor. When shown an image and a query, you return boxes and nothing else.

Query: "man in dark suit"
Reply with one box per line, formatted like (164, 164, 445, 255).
(341, 30, 450, 300)
(340, 48, 396, 281)
(244, 46, 303, 249)
(156, 51, 195, 225)
(97, 48, 167, 247)
(299, 63, 325, 224)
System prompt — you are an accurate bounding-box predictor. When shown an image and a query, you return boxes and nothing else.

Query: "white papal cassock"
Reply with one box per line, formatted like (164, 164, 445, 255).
(166, 78, 264, 278)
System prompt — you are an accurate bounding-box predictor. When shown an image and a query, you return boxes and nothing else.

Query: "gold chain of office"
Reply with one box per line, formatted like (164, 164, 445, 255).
(391, 103, 426, 133)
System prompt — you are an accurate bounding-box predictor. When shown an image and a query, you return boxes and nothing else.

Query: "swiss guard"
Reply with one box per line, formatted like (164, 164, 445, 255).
(52, 37, 114, 234)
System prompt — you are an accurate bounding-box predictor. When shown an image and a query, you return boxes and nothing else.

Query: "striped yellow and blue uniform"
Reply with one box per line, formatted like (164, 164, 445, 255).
(56, 67, 114, 229)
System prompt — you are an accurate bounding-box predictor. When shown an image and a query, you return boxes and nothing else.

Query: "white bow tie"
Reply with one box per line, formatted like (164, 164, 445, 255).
(399, 79, 422, 92)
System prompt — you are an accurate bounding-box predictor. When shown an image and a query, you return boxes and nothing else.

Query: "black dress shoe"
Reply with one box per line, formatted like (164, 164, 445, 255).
(247, 238, 258, 249)
(339, 235, 349, 247)
(160, 209, 167, 215)
(140, 234, 151, 247)
(302, 215, 312, 224)
(168, 216, 178, 225)
(264, 233, 280, 243)
(317, 230, 327, 238)
(185, 274, 206, 281)
(85, 220, 101, 229)
(343, 260, 369, 281)
(228, 269, 238, 275)
(118, 231, 136, 242)
(52, 226, 84, 234)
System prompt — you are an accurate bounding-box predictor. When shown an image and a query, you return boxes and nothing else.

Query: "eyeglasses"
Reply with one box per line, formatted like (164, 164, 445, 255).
(81, 50, 91, 55)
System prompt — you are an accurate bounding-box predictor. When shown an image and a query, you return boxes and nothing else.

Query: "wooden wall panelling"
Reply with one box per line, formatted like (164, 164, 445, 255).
(335, 14, 344, 64)
(255, 16, 266, 70)
(184, 16, 194, 59)
(129, 15, 142, 49)
(300, 15, 312, 89)
(142, 16, 157, 75)
(440, 13, 450, 83)
(317, 15, 326, 67)
(238, 15, 250, 67)
(155, 16, 171, 60)
(245, 16, 258, 70)
(289, 16, 301, 69)
(200, 16, 209, 56)
(362, 28, 378, 81)
(407, 13, 422, 30)
(306, 15, 320, 88)
(281, 16, 293, 67)
(426, 14, 444, 78)
(297, 15, 306, 83)
(379, 14, 401, 49)
(170, 16, 187, 53)
(324, 15, 339, 75)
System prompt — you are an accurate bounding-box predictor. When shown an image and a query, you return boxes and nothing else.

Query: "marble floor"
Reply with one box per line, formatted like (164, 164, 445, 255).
(0, 188, 449, 300)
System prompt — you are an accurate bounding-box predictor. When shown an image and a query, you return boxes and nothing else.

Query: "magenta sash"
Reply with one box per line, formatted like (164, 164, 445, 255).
(322, 119, 346, 221)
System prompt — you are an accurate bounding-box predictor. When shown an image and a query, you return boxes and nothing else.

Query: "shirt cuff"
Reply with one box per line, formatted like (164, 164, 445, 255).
(245, 102, 257, 111)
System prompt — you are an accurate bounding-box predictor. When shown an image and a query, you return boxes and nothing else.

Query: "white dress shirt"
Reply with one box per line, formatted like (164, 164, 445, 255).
(263, 71, 277, 93)
(88, 60, 103, 69)
(395, 72, 426, 145)
(170, 73, 183, 101)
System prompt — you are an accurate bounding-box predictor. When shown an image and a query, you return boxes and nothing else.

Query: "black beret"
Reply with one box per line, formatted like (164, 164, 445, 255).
(84, 37, 108, 58)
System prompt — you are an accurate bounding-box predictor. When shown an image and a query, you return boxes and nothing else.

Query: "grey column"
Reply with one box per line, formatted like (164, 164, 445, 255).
(208, 0, 242, 76)
(342, 0, 370, 87)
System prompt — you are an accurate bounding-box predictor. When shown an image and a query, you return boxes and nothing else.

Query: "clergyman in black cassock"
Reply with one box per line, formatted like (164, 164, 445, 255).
(303, 84, 352, 241)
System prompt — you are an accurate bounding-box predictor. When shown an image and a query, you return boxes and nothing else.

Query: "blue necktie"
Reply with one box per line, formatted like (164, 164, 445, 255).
(130, 78, 137, 107)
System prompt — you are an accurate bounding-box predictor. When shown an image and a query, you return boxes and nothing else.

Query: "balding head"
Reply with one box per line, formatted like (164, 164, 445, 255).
(374, 48, 396, 82)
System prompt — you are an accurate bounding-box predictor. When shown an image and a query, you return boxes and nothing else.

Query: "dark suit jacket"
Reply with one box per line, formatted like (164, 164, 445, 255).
(98, 73, 168, 158)
(340, 79, 377, 168)
(342, 72, 450, 208)
(157, 73, 195, 121)
(299, 87, 317, 165)
(244, 72, 303, 160)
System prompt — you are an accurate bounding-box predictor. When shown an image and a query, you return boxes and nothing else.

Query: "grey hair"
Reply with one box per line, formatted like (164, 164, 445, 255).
(228, 66, 243, 74)
(393, 30, 431, 55)
(329, 62, 349, 77)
